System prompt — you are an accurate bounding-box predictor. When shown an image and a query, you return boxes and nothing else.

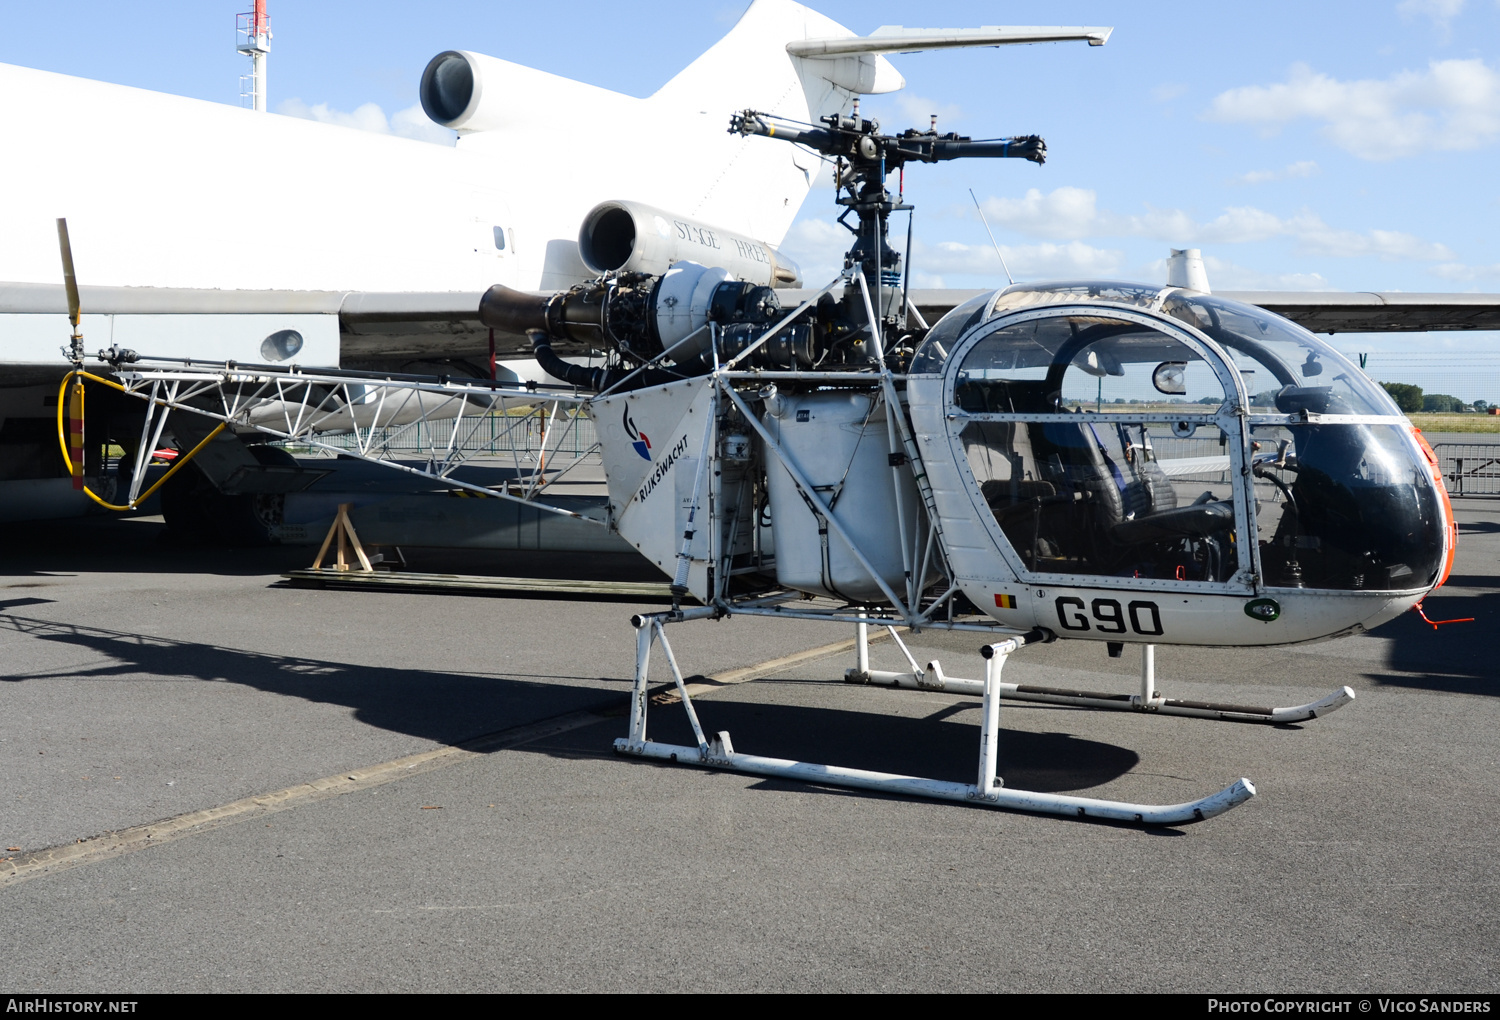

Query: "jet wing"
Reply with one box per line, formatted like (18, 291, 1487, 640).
(1218, 292, 1500, 333)
(7, 281, 1496, 379)
(848, 288, 1500, 335)
(0, 282, 559, 374)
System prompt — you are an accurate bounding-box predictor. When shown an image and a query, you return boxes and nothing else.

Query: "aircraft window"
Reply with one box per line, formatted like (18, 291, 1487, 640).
(910, 291, 993, 374)
(987, 281, 1163, 316)
(1161, 293, 1397, 416)
(1249, 422, 1444, 590)
(493, 226, 507, 251)
(961, 419, 1239, 582)
(953, 315, 1230, 413)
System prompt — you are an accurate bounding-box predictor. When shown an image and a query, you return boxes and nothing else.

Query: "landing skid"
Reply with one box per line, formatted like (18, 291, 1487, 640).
(848, 629, 1354, 726)
(614, 613, 1256, 825)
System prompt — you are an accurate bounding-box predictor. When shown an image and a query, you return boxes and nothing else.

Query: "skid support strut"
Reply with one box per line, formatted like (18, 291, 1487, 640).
(614, 615, 1255, 825)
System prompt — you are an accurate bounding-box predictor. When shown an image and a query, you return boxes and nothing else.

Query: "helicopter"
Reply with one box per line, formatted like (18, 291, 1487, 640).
(469, 104, 1458, 825)
(64, 92, 1457, 827)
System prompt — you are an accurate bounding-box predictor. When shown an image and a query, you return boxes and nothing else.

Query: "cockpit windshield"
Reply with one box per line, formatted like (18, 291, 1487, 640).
(1160, 293, 1399, 416)
(1250, 422, 1444, 590)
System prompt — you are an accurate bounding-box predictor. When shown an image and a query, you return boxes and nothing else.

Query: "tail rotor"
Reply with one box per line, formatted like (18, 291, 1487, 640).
(57, 218, 87, 491)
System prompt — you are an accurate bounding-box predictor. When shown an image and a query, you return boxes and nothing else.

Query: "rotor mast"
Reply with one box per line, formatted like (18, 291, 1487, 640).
(729, 107, 1045, 350)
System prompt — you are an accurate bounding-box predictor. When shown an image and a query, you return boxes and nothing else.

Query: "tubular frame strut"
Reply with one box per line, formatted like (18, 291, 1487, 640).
(614, 613, 1256, 826)
(98, 364, 599, 518)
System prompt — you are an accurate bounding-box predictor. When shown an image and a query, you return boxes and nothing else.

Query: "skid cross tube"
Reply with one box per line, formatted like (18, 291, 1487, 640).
(614, 616, 1256, 825)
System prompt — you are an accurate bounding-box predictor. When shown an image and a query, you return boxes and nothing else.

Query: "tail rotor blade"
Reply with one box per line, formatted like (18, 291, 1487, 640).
(57, 218, 81, 328)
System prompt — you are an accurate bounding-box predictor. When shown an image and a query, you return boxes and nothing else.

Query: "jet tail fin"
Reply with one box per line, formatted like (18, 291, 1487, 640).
(644, 0, 893, 246)
(652, 0, 901, 120)
(645, 3, 1112, 248)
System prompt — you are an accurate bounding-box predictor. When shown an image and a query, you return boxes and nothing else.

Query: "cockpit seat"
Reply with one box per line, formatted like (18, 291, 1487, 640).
(1027, 421, 1234, 549)
(1112, 499, 1235, 543)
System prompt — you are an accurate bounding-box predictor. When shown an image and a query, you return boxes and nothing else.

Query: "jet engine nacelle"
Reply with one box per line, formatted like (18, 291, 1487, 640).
(420, 50, 633, 135)
(578, 201, 801, 289)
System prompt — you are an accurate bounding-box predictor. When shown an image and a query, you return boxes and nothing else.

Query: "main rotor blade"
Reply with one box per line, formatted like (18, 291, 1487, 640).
(56, 218, 81, 328)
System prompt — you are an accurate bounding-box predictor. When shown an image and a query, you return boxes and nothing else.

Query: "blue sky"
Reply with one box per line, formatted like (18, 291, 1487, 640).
(4, 0, 1498, 388)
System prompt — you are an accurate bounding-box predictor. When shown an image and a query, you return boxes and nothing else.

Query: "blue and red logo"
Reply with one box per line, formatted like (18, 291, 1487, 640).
(623, 406, 651, 461)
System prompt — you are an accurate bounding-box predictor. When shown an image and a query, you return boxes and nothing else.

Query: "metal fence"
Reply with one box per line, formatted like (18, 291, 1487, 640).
(1349, 353, 1500, 411)
(303, 410, 600, 460)
(1434, 443, 1500, 497)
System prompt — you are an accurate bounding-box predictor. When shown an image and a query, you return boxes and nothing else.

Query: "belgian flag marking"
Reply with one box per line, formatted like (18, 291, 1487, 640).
(994, 593, 1017, 609)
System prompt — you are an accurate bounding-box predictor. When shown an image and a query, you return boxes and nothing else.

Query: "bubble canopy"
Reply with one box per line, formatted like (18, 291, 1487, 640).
(911, 283, 1401, 418)
(908, 283, 1447, 594)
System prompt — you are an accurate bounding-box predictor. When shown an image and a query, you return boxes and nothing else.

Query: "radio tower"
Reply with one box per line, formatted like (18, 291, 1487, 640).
(236, 2, 271, 111)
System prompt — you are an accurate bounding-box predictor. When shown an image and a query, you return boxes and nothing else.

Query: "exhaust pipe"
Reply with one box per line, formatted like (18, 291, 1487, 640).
(479, 282, 608, 345)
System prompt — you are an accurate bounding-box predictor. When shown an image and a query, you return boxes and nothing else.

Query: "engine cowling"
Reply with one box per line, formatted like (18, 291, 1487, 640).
(479, 260, 820, 385)
(419, 51, 484, 129)
(420, 50, 621, 134)
(578, 200, 801, 289)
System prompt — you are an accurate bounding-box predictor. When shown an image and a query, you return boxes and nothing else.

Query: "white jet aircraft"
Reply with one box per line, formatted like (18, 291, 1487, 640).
(0, 0, 1121, 526)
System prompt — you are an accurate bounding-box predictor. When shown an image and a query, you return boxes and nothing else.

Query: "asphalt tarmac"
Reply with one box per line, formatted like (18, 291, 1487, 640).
(1, 501, 1497, 993)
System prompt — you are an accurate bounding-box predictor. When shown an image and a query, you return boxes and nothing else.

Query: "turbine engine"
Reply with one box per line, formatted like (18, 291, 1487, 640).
(479, 261, 820, 389)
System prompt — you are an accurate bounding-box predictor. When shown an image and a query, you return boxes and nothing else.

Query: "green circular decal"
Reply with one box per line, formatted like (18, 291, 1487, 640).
(1244, 598, 1281, 623)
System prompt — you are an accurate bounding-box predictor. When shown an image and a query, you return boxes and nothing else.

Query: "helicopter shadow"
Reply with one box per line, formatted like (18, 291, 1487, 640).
(0, 613, 622, 748)
(568, 687, 1140, 795)
(0, 613, 1141, 798)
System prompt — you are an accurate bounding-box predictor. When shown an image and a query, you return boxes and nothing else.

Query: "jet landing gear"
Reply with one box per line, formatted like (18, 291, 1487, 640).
(613, 612, 1256, 825)
(850, 629, 1356, 726)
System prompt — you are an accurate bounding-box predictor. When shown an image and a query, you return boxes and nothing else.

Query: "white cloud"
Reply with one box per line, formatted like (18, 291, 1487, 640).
(1291, 220, 1454, 260)
(1176, 256, 1330, 291)
(781, 219, 855, 285)
(978, 186, 1456, 261)
(778, 220, 1124, 286)
(914, 239, 1125, 280)
(1232, 160, 1320, 185)
(859, 93, 963, 132)
(279, 98, 389, 132)
(390, 104, 460, 145)
(277, 99, 457, 146)
(979, 186, 1099, 239)
(892, 93, 963, 130)
(1205, 59, 1500, 160)
(1431, 261, 1500, 280)
(1397, 0, 1465, 27)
